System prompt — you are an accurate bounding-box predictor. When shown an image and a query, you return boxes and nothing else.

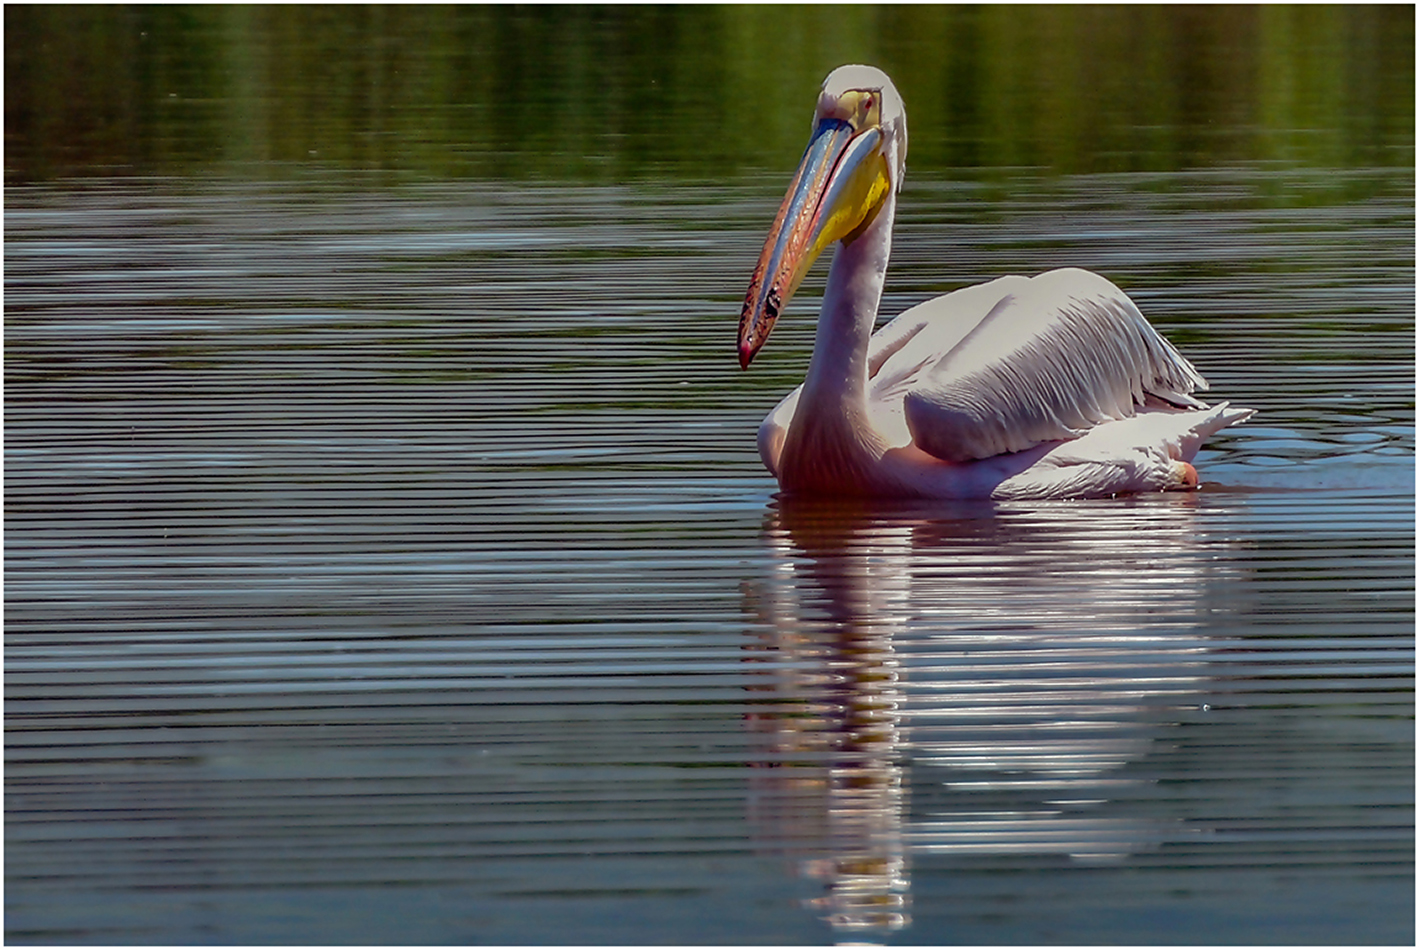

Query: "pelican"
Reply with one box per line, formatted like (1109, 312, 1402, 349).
(738, 65, 1253, 500)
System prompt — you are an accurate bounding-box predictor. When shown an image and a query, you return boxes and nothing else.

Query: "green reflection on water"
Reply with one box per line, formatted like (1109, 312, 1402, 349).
(4, 4, 1413, 182)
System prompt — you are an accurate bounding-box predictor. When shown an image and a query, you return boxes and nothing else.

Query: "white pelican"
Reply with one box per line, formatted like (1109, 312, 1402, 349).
(738, 65, 1253, 500)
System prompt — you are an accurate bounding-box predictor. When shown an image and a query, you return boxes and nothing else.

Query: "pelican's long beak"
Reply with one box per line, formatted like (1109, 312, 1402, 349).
(738, 114, 891, 369)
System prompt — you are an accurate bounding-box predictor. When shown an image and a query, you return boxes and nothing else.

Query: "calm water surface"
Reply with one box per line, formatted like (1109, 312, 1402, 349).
(5, 167, 1414, 944)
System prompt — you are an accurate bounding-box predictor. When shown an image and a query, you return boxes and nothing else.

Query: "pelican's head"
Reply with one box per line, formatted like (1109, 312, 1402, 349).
(738, 65, 907, 369)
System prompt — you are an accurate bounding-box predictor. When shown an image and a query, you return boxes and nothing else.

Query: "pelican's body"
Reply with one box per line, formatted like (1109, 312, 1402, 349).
(738, 66, 1252, 500)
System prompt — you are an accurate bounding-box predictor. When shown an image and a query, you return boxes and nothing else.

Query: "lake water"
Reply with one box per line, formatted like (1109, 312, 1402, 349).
(4, 5, 1415, 945)
(5, 166, 1413, 945)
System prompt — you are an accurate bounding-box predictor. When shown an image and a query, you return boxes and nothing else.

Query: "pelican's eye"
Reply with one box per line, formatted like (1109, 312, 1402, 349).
(853, 90, 881, 131)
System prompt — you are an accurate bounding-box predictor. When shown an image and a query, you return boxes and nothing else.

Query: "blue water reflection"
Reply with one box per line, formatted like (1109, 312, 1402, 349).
(743, 492, 1410, 943)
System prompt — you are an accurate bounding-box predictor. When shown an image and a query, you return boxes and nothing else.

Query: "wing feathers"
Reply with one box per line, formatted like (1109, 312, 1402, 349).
(901, 269, 1208, 462)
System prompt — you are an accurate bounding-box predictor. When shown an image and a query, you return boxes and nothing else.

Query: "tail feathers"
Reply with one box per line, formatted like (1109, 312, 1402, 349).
(1173, 401, 1255, 461)
(1197, 401, 1256, 436)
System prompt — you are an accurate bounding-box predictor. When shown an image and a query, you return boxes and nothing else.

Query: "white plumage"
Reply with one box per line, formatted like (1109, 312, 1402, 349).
(739, 66, 1252, 499)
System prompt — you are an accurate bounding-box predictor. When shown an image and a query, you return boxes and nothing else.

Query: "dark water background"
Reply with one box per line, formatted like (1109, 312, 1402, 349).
(6, 4, 1414, 181)
(5, 5, 1415, 946)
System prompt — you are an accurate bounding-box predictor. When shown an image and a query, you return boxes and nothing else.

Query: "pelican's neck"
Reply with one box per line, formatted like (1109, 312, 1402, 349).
(778, 192, 897, 494)
(802, 189, 896, 419)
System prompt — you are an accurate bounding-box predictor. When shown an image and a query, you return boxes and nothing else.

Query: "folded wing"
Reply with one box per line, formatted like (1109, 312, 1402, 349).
(871, 268, 1208, 463)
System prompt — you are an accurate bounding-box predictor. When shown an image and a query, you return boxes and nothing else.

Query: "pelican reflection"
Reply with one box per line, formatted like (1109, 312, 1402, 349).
(743, 494, 1232, 941)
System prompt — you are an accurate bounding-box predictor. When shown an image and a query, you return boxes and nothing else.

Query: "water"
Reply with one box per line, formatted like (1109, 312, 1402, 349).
(3, 7, 1415, 943)
(5, 166, 1412, 945)
(5, 6, 1414, 182)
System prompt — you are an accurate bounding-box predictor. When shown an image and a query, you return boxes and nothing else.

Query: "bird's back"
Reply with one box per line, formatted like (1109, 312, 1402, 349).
(866, 268, 1209, 463)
